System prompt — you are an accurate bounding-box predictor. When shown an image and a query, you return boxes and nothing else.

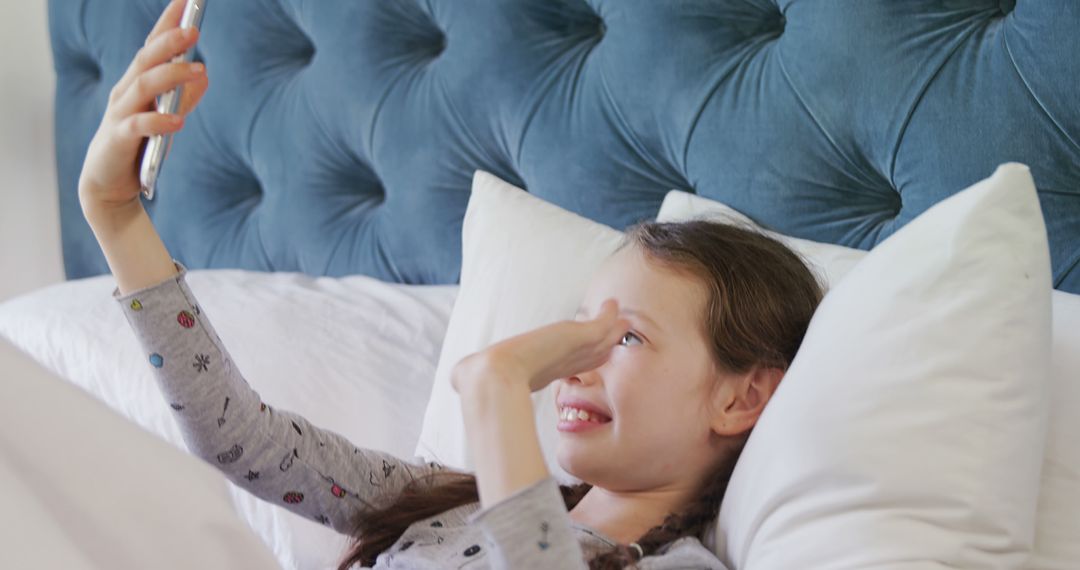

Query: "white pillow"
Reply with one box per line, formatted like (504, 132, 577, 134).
(415, 170, 625, 483)
(0, 270, 458, 570)
(416, 165, 1052, 568)
(1035, 290, 1080, 569)
(0, 337, 281, 570)
(699, 164, 1051, 567)
(659, 180, 1080, 569)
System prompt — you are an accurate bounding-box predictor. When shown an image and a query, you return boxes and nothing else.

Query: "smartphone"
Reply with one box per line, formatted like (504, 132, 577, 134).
(139, 0, 208, 201)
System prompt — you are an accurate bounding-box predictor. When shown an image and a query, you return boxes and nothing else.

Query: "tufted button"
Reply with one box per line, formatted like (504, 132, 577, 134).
(295, 35, 316, 67)
(300, 44, 316, 66)
(77, 55, 101, 82)
(888, 189, 903, 218)
(434, 32, 447, 56)
(998, 0, 1016, 15)
(538, 1, 606, 40)
(401, 3, 447, 59)
(742, 8, 786, 39)
(763, 9, 786, 38)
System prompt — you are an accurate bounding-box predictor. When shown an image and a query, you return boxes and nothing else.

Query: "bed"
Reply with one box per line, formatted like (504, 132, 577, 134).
(2, 0, 1078, 569)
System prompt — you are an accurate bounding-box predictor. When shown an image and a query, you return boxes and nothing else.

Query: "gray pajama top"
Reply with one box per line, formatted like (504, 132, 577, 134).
(112, 260, 727, 569)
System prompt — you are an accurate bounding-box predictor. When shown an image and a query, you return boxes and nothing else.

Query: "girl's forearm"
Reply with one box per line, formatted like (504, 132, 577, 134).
(83, 200, 180, 296)
(459, 372, 551, 510)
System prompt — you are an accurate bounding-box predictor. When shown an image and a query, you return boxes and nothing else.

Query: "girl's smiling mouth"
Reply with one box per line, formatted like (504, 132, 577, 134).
(557, 405, 613, 432)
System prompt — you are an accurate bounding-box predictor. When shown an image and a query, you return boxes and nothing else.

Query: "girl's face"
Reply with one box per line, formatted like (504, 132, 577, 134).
(554, 245, 728, 492)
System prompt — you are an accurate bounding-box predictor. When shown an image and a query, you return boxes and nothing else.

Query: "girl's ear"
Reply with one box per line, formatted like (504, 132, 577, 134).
(710, 366, 784, 436)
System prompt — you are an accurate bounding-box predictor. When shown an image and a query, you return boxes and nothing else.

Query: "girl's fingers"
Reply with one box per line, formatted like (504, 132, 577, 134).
(596, 299, 618, 319)
(612, 318, 631, 338)
(176, 72, 209, 116)
(115, 111, 184, 142)
(591, 299, 624, 333)
(602, 320, 631, 351)
(113, 61, 206, 119)
(111, 26, 199, 106)
(576, 305, 629, 356)
(145, 0, 188, 46)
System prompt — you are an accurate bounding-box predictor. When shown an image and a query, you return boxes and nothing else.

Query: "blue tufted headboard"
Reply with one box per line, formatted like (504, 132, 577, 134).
(50, 0, 1079, 292)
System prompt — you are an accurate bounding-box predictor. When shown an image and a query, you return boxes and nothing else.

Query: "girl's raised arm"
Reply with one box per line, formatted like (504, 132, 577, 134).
(80, 0, 208, 296)
(114, 260, 448, 533)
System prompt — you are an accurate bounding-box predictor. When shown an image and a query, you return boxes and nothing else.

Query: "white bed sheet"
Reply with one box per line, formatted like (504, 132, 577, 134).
(0, 268, 459, 570)
(0, 336, 282, 570)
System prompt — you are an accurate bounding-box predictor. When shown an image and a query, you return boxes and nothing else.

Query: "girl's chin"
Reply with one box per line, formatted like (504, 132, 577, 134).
(556, 443, 602, 469)
(555, 457, 585, 481)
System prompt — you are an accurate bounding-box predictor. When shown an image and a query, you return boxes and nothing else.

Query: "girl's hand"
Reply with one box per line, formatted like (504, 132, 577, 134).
(78, 0, 209, 215)
(452, 299, 632, 394)
(451, 299, 629, 511)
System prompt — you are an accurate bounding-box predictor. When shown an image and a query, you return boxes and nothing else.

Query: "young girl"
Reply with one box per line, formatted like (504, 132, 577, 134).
(80, 3, 823, 568)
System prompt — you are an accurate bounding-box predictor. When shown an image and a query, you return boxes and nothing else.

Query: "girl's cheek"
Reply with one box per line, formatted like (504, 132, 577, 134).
(608, 354, 649, 391)
(614, 344, 649, 364)
(607, 348, 634, 367)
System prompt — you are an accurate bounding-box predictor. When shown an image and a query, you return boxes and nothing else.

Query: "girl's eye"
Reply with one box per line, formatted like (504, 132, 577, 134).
(619, 331, 643, 347)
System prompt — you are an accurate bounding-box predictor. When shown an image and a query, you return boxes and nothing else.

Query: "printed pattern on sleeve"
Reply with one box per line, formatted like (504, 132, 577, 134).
(466, 476, 588, 569)
(112, 260, 449, 535)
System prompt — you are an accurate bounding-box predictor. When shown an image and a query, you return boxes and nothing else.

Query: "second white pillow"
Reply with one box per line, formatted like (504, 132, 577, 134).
(663, 164, 1053, 568)
(660, 174, 1079, 569)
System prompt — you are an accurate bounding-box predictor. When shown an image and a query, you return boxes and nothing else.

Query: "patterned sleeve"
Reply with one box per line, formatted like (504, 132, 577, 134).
(112, 259, 449, 535)
(466, 476, 588, 569)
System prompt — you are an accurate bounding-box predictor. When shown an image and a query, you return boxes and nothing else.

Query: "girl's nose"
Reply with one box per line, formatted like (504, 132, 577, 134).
(568, 370, 599, 386)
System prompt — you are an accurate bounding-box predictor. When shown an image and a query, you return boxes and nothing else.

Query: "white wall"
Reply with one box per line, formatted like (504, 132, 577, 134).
(0, 2, 64, 303)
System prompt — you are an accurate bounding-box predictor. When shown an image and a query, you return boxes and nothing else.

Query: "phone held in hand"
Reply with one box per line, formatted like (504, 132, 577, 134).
(139, 0, 207, 201)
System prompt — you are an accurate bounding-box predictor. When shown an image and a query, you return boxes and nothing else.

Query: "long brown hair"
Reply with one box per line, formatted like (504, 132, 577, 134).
(337, 219, 823, 569)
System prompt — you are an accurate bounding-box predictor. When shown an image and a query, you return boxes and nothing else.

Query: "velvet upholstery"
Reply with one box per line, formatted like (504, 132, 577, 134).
(49, 0, 1080, 291)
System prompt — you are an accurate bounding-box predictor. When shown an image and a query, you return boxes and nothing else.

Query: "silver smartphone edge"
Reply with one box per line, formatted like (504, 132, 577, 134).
(139, 0, 207, 201)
